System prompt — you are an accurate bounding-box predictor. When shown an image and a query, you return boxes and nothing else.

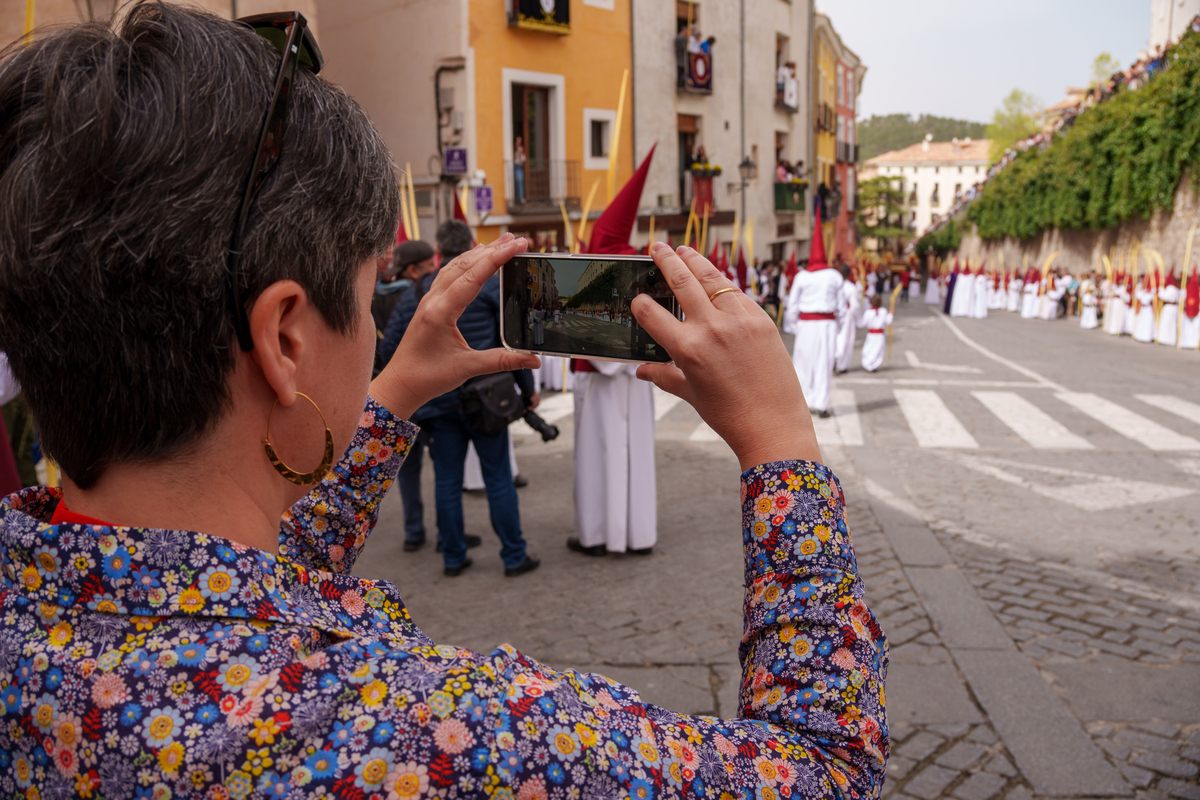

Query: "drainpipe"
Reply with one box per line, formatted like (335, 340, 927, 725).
(434, 63, 465, 229)
(629, 0, 637, 166)
(739, 0, 746, 222)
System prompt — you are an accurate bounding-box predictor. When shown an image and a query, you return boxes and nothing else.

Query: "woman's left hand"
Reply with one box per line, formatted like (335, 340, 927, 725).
(371, 233, 540, 420)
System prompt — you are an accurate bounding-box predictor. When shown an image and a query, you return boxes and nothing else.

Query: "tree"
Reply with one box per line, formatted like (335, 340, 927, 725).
(986, 89, 1043, 163)
(856, 175, 909, 254)
(858, 114, 988, 162)
(1090, 52, 1122, 85)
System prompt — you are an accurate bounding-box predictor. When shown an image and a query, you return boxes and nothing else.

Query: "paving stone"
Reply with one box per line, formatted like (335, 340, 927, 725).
(1002, 787, 1032, 800)
(1115, 729, 1182, 753)
(1003, 598, 1046, 613)
(1092, 638, 1142, 658)
(936, 741, 988, 771)
(951, 771, 1007, 800)
(1039, 637, 1090, 658)
(887, 754, 917, 781)
(898, 731, 945, 762)
(928, 723, 972, 739)
(983, 754, 1017, 777)
(1159, 779, 1200, 800)
(1134, 626, 1184, 645)
(902, 764, 958, 800)
(1047, 616, 1102, 637)
(1132, 638, 1182, 658)
(1132, 721, 1183, 738)
(1117, 762, 1155, 788)
(967, 725, 998, 746)
(1181, 746, 1200, 763)
(1134, 751, 1200, 779)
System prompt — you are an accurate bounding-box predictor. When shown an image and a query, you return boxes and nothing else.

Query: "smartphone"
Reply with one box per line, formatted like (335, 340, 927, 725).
(499, 253, 682, 364)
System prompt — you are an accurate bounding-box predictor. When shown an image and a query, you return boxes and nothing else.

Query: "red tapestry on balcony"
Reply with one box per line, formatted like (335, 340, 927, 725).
(686, 53, 712, 93)
(693, 176, 714, 218)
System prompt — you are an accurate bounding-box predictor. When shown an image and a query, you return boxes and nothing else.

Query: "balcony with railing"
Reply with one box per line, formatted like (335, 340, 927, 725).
(676, 40, 713, 94)
(504, 159, 581, 215)
(775, 182, 806, 212)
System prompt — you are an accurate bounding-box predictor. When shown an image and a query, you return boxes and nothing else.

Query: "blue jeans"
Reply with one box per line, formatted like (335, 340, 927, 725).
(397, 429, 430, 545)
(423, 412, 528, 570)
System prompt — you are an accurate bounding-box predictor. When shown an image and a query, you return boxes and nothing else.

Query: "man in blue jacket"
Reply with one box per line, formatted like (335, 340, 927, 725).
(381, 220, 540, 577)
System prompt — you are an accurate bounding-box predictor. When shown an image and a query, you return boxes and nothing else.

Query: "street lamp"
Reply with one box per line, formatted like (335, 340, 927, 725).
(738, 156, 756, 183)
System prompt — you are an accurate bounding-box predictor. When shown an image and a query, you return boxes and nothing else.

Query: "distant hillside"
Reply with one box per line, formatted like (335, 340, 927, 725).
(858, 114, 988, 162)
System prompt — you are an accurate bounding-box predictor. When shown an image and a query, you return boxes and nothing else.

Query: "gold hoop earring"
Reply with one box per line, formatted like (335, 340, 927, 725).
(263, 392, 335, 486)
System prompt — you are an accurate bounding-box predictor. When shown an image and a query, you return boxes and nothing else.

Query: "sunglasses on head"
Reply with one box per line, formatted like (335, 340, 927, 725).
(227, 12, 325, 352)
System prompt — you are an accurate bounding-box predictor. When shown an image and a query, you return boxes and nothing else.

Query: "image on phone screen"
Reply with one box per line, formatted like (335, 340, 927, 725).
(501, 254, 680, 363)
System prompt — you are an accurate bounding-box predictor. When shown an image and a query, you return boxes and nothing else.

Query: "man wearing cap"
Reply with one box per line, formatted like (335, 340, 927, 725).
(784, 210, 842, 418)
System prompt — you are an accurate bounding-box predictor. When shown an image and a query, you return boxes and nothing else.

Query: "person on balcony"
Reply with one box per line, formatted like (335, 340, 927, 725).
(513, 136, 527, 202)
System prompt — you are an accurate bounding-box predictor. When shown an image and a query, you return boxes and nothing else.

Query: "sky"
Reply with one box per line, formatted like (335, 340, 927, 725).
(816, 0, 1152, 123)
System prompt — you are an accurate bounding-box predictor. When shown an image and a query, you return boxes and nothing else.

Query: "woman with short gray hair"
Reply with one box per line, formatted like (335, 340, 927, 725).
(0, 4, 887, 798)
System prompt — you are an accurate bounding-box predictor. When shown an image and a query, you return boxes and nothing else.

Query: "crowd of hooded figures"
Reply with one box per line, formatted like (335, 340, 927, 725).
(920, 257, 1200, 349)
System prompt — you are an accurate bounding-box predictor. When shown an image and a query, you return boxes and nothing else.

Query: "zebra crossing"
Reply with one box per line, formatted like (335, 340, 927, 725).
(514, 383, 1200, 456)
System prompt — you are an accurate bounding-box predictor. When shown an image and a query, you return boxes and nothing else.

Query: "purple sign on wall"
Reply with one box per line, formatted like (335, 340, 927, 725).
(443, 148, 469, 175)
(474, 186, 494, 215)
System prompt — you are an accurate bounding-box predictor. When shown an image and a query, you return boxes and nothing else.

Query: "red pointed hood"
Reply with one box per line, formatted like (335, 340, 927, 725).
(1166, 268, 1179, 288)
(807, 207, 831, 271)
(785, 247, 798, 281)
(709, 238, 722, 271)
(1186, 269, 1199, 318)
(735, 245, 748, 287)
(396, 216, 409, 245)
(453, 189, 467, 222)
(585, 144, 657, 255)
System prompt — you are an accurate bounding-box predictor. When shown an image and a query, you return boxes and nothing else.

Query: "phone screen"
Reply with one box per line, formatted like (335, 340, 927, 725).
(500, 254, 680, 363)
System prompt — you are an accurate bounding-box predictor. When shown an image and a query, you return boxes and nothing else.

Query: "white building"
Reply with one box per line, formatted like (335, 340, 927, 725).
(1151, 0, 1200, 49)
(631, 0, 815, 263)
(861, 138, 990, 238)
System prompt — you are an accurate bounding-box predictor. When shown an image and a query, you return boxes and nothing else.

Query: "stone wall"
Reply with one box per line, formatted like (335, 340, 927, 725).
(952, 179, 1200, 275)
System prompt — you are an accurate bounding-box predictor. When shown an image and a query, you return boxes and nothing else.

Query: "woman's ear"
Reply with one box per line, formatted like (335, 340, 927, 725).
(248, 280, 310, 406)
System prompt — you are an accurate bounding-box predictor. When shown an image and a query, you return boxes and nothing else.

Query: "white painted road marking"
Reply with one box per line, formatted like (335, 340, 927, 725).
(687, 421, 723, 442)
(972, 391, 1093, 450)
(1136, 394, 1200, 427)
(831, 389, 864, 446)
(1055, 392, 1200, 451)
(905, 350, 984, 374)
(652, 385, 683, 421)
(894, 389, 979, 448)
(943, 453, 1194, 511)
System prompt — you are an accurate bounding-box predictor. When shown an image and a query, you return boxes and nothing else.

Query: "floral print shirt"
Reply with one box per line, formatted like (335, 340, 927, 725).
(0, 397, 888, 800)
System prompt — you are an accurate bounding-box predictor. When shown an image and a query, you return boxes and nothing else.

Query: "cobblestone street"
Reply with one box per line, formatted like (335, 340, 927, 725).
(359, 301, 1200, 799)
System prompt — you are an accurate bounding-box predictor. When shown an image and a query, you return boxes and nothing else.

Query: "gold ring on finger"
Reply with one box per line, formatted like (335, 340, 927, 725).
(709, 287, 739, 302)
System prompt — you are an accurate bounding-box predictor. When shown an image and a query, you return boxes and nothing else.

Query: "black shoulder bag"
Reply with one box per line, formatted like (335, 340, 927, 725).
(459, 373, 524, 436)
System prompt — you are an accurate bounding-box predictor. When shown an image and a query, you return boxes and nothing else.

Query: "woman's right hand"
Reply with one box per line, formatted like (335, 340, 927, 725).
(632, 243, 822, 471)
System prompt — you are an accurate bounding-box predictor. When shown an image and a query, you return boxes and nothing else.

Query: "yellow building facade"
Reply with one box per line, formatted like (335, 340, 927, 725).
(317, 0, 635, 247)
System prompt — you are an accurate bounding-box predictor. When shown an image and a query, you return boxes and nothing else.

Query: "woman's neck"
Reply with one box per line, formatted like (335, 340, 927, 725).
(58, 415, 300, 555)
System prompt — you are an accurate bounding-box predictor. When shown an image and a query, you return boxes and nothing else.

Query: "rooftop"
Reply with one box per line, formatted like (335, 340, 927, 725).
(866, 139, 991, 166)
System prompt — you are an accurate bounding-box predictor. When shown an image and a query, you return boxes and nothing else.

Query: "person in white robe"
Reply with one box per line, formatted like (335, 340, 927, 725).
(950, 267, 974, 317)
(1040, 275, 1065, 320)
(834, 265, 861, 373)
(569, 361, 656, 556)
(971, 271, 990, 318)
(987, 272, 1004, 310)
(1155, 273, 1180, 345)
(1079, 279, 1099, 329)
(1020, 274, 1040, 319)
(1132, 279, 1157, 342)
(1104, 278, 1125, 335)
(1181, 272, 1200, 348)
(537, 355, 574, 392)
(857, 296, 892, 372)
(784, 216, 842, 417)
(1007, 273, 1023, 312)
(1121, 280, 1137, 335)
(924, 268, 942, 304)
